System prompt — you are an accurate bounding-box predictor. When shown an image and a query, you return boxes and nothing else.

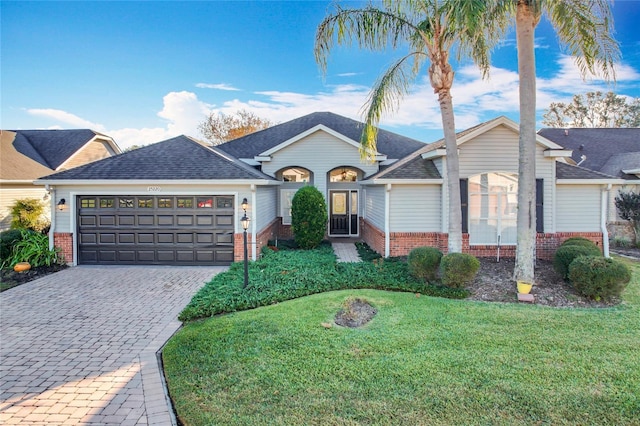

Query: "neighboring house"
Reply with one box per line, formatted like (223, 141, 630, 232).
(0, 129, 120, 230)
(537, 128, 639, 242)
(37, 112, 621, 266)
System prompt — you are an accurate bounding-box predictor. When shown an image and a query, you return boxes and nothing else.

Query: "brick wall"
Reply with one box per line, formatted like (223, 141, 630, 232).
(360, 221, 603, 260)
(53, 233, 73, 264)
(233, 218, 281, 262)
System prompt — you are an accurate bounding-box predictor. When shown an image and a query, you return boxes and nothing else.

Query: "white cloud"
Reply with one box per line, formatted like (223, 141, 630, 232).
(26, 108, 106, 131)
(195, 83, 241, 91)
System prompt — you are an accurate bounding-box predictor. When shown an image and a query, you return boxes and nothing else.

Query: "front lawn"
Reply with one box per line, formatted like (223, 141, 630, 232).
(163, 255, 640, 425)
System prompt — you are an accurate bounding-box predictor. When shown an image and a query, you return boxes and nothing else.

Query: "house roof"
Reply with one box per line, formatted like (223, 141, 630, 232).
(216, 111, 426, 160)
(555, 161, 619, 180)
(38, 135, 276, 181)
(367, 155, 441, 180)
(1, 131, 54, 181)
(538, 128, 640, 180)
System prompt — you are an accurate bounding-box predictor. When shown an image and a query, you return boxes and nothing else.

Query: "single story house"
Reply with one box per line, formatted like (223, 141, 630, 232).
(37, 112, 628, 266)
(1, 129, 120, 230)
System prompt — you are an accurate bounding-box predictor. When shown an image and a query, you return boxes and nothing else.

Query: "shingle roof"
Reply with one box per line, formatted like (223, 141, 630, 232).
(556, 161, 618, 180)
(39, 135, 276, 181)
(216, 111, 426, 159)
(368, 155, 441, 180)
(11, 129, 102, 169)
(0, 131, 53, 180)
(538, 128, 639, 180)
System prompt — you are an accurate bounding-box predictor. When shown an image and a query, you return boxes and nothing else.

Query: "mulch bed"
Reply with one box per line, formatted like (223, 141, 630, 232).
(335, 298, 377, 327)
(468, 257, 622, 308)
(0, 264, 68, 292)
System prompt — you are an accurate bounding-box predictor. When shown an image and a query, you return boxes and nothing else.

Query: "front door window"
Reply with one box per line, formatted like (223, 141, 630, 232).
(330, 190, 358, 236)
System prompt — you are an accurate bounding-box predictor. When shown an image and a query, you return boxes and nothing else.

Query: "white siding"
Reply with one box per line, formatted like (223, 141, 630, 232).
(262, 130, 378, 202)
(365, 185, 385, 230)
(0, 185, 50, 231)
(556, 185, 601, 232)
(389, 185, 441, 232)
(255, 186, 277, 229)
(457, 125, 556, 232)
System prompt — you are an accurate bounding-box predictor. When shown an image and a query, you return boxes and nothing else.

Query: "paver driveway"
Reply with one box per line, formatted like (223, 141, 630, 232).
(0, 265, 225, 425)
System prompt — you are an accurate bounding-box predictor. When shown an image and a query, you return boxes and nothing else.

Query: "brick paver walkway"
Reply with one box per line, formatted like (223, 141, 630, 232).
(333, 243, 361, 263)
(0, 265, 225, 425)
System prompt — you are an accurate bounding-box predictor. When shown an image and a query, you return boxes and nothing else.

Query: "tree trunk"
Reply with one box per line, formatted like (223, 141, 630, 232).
(514, 3, 537, 284)
(439, 91, 462, 253)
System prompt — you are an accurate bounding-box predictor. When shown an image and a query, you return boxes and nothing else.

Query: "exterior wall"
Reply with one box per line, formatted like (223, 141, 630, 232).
(261, 130, 378, 204)
(255, 186, 277, 230)
(62, 140, 116, 170)
(233, 217, 280, 262)
(363, 185, 385, 230)
(0, 184, 50, 231)
(389, 185, 441, 232)
(556, 185, 601, 232)
(457, 125, 556, 233)
(361, 218, 385, 256)
(53, 232, 73, 264)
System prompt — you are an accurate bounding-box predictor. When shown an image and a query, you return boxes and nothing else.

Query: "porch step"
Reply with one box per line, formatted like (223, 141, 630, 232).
(517, 293, 535, 303)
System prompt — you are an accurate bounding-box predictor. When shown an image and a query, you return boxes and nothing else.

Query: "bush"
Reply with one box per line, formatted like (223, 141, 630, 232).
(291, 186, 328, 249)
(6, 229, 62, 268)
(553, 244, 602, 279)
(561, 237, 600, 250)
(440, 253, 480, 289)
(568, 256, 631, 300)
(10, 198, 50, 233)
(407, 247, 443, 282)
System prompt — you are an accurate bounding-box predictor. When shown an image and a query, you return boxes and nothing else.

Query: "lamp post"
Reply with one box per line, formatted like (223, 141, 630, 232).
(241, 198, 250, 288)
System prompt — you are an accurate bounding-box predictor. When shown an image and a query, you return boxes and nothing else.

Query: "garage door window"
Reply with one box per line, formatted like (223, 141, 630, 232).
(197, 197, 213, 208)
(217, 197, 233, 208)
(82, 199, 96, 208)
(158, 198, 172, 208)
(119, 198, 134, 208)
(100, 198, 114, 208)
(138, 198, 153, 208)
(178, 198, 193, 208)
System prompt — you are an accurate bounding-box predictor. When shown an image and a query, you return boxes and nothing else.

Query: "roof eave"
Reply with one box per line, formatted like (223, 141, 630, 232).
(557, 179, 625, 185)
(360, 178, 443, 185)
(36, 179, 282, 186)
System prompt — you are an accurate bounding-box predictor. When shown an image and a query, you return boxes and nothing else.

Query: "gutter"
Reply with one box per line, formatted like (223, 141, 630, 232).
(385, 184, 391, 258)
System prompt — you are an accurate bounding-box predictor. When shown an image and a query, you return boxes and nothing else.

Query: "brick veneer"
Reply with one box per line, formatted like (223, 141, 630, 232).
(53, 233, 73, 264)
(234, 218, 280, 262)
(361, 219, 603, 259)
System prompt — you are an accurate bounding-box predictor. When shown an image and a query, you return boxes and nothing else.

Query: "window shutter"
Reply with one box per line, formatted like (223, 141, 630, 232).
(536, 179, 544, 233)
(460, 179, 468, 233)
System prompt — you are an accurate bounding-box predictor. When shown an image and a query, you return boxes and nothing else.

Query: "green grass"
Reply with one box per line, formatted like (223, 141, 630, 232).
(164, 257, 640, 426)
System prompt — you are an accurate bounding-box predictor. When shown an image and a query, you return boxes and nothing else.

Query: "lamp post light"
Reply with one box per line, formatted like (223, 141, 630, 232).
(241, 199, 250, 288)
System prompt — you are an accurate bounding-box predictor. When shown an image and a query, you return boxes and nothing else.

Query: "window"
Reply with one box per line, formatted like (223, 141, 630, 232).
(281, 167, 310, 182)
(81, 198, 96, 208)
(468, 173, 518, 245)
(197, 198, 213, 208)
(216, 197, 233, 208)
(329, 168, 358, 182)
(100, 198, 114, 208)
(280, 189, 298, 225)
(138, 198, 153, 208)
(158, 198, 172, 208)
(119, 198, 134, 208)
(177, 198, 193, 208)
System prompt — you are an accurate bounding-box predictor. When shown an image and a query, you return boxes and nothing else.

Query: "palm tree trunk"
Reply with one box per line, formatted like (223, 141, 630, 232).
(439, 91, 462, 254)
(514, 3, 537, 284)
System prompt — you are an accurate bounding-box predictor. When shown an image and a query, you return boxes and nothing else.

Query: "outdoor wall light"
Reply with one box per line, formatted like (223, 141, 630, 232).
(57, 198, 66, 211)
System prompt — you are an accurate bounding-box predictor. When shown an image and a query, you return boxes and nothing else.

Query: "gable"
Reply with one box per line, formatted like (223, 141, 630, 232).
(0, 131, 53, 180)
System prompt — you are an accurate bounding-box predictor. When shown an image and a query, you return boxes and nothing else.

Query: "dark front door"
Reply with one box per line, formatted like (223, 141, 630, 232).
(329, 190, 358, 236)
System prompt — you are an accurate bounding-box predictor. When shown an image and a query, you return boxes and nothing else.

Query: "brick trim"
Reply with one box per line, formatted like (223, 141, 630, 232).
(53, 232, 73, 264)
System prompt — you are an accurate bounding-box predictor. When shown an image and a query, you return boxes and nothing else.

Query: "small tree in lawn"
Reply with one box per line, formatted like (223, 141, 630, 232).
(615, 190, 640, 245)
(291, 186, 327, 249)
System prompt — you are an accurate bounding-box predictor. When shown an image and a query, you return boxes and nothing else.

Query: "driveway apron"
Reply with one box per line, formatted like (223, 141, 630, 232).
(0, 265, 225, 425)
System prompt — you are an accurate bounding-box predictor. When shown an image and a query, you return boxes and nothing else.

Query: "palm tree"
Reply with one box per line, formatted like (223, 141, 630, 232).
(315, 0, 504, 254)
(490, 0, 619, 285)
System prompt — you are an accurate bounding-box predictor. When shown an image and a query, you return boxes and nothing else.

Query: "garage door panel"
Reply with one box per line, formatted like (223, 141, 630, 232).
(78, 195, 234, 265)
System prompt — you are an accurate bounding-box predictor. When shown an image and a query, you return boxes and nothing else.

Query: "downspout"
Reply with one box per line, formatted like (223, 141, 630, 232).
(251, 184, 257, 261)
(601, 184, 611, 258)
(47, 185, 55, 250)
(385, 184, 391, 258)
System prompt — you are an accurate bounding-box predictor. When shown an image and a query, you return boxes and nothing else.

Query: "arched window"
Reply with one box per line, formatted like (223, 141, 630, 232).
(281, 167, 310, 183)
(468, 172, 518, 245)
(329, 167, 358, 182)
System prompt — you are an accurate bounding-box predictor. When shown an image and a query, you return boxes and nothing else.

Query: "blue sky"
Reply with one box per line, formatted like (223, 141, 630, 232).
(2, 0, 639, 150)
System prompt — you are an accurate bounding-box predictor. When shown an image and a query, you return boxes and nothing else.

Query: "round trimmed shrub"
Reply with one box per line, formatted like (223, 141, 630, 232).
(291, 186, 328, 249)
(568, 256, 631, 300)
(553, 244, 602, 279)
(440, 253, 480, 289)
(561, 237, 600, 250)
(407, 247, 443, 282)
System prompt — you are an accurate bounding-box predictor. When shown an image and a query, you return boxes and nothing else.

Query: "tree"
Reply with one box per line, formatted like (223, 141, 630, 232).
(315, 0, 504, 253)
(543, 91, 640, 128)
(491, 0, 619, 285)
(291, 186, 328, 249)
(198, 109, 273, 145)
(10, 198, 50, 233)
(615, 190, 640, 244)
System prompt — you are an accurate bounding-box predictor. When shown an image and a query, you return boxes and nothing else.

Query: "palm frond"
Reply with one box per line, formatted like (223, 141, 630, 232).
(360, 52, 426, 162)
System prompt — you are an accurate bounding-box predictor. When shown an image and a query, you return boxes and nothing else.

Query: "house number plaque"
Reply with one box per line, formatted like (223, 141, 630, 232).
(147, 186, 162, 192)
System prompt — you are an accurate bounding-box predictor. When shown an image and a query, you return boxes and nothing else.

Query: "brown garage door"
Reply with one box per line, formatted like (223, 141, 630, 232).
(77, 195, 235, 265)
